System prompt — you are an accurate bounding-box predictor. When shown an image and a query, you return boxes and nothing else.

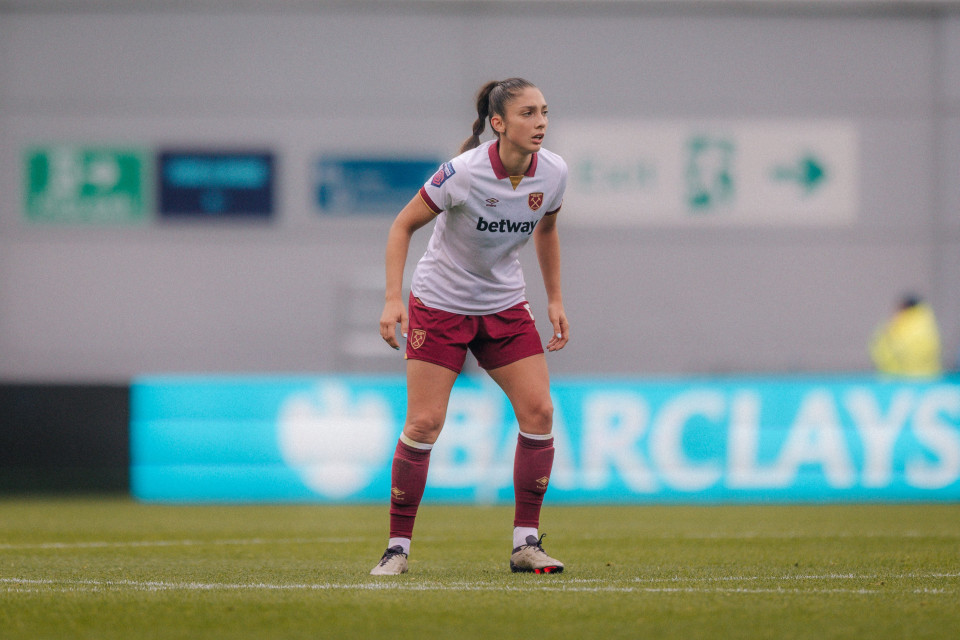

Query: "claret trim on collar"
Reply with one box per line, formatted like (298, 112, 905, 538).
(488, 140, 538, 180)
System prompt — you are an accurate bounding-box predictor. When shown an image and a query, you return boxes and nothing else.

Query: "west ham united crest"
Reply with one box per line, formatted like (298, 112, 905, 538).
(410, 329, 427, 350)
(528, 192, 544, 211)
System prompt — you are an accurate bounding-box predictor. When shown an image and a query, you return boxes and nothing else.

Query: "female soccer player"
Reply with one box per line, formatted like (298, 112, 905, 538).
(371, 77, 569, 575)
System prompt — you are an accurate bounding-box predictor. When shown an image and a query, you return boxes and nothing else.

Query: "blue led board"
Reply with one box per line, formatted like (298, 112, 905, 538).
(159, 150, 274, 218)
(131, 375, 960, 504)
(314, 156, 441, 215)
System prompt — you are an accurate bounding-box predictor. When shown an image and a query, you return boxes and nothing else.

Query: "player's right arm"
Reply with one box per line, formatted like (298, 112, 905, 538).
(380, 194, 438, 350)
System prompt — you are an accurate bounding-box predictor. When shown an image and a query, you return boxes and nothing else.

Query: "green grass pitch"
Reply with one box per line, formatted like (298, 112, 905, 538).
(0, 498, 957, 639)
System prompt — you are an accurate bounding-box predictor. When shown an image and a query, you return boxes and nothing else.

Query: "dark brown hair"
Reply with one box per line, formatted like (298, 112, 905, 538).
(459, 78, 537, 154)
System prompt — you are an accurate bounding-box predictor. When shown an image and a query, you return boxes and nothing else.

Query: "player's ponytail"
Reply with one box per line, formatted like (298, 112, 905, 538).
(459, 80, 497, 154)
(458, 77, 536, 154)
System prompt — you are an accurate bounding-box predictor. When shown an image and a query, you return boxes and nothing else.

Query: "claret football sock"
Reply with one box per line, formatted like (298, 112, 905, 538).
(388, 437, 432, 540)
(513, 432, 555, 529)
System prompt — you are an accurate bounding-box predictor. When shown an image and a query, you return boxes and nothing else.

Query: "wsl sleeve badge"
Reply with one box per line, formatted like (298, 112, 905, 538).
(431, 162, 456, 187)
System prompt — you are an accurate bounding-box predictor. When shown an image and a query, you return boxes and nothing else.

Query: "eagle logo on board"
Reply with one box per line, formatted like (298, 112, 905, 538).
(528, 192, 544, 211)
(411, 329, 427, 350)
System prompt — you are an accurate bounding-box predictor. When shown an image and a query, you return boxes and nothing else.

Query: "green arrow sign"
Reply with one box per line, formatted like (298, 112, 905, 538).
(772, 154, 826, 195)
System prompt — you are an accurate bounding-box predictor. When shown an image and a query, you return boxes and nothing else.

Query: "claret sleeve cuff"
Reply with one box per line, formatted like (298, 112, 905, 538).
(418, 186, 443, 214)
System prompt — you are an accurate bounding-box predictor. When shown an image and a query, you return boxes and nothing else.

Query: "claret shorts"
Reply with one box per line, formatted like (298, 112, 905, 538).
(405, 293, 544, 373)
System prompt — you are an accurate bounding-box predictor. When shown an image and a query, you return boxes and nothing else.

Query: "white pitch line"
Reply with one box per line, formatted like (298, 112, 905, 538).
(0, 536, 368, 551)
(578, 531, 960, 541)
(0, 576, 955, 596)
(633, 572, 960, 583)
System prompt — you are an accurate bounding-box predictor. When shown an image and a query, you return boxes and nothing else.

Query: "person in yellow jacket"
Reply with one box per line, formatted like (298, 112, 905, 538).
(870, 294, 942, 377)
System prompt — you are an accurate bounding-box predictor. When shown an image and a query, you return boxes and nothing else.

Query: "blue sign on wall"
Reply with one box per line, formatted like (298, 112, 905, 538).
(131, 375, 960, 504)
(158, 150, 274, 217)
(313, 156, 441, 215)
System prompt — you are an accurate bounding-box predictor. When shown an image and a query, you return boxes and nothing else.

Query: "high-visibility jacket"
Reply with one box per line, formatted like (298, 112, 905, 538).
(869, 303, 942, 377)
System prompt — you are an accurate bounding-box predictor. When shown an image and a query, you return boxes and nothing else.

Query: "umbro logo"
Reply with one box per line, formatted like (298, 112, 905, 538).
(485, 198, 499, 207)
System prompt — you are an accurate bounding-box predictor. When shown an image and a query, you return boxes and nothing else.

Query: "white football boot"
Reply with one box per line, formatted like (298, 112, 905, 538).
(509, 534, 564, 574)
(370, 545, 409, 575)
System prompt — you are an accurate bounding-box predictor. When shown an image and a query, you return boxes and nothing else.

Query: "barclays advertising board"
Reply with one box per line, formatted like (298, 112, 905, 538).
(130, 375, 960, 503)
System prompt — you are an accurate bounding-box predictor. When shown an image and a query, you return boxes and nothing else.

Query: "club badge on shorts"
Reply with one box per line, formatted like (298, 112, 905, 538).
(528, 192, 544, 211)
(410, 329, 427, 349)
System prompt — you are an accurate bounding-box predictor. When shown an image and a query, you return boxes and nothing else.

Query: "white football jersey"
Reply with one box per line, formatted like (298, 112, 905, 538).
(412, 140, 567, 315)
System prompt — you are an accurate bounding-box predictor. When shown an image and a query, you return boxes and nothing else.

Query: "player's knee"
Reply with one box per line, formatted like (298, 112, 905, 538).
(522, 398, 554, 434)
(403, 412, 445, 444)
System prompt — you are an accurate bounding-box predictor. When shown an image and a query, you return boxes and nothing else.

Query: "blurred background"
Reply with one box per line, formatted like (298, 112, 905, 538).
(2, 0, 960, 494)
(4, 0, 960, 381)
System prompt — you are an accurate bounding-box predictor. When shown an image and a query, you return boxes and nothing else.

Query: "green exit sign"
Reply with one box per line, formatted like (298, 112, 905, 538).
(23, 146, 150, 224)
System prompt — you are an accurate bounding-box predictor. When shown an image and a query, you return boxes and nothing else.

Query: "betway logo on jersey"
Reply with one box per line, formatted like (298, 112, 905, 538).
(476, 216, 539, 235)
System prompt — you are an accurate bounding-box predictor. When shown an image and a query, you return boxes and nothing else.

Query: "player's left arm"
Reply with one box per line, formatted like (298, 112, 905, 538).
(534, 211, 569, 352)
